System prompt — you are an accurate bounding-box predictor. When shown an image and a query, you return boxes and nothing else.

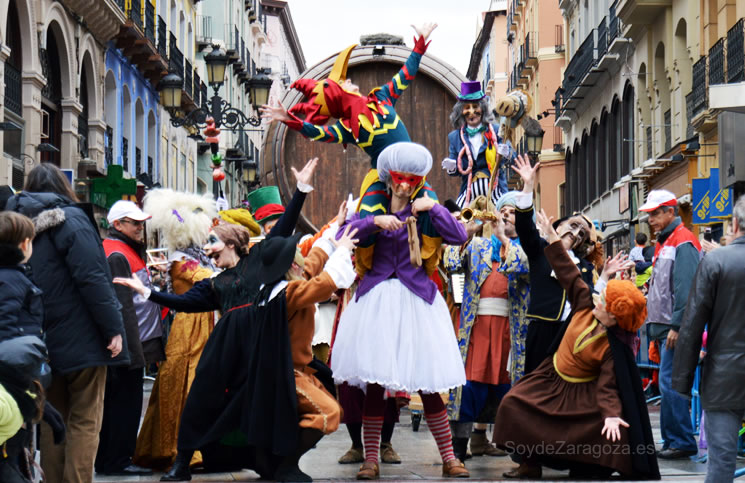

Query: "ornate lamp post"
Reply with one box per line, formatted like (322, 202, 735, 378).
(158, 45, 272, 131)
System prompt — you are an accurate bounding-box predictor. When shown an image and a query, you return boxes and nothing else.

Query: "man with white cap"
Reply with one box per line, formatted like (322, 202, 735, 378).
(95, 200, 162, 476)
(639, 189, 701, 459)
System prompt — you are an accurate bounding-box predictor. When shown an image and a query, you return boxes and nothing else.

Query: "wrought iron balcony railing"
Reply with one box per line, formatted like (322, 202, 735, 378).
(691, 56, 707, 118)
(122, 137, 129, 171)
(709, 38, 725, 85)
(562, 29, 596, 97)
(3, 63, 22, 116)
(169, 33, 184, 81)
(201, 82, 208, 110)
(129, 0, 143, 32)
(608, 2, 620, 45)
(597, 16, 608, 60)
(685, 90, 694, 139)
(105, 126, 114, 167)
(194, 71, 201, 106)
(144, 0, 155, 46)
(135, 147, 142, 174)
(157, 16, 168, 61)
(727, 18, 744, 83)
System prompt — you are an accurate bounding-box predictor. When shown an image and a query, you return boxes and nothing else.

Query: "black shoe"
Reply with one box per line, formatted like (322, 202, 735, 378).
(97, 464, 153, 476)
(657, 448, 697, 459)
(274, 465, 312, 482)
(160, 452, 193, 481)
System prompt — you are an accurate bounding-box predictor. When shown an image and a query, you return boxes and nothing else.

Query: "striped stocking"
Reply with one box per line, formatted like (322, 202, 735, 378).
(362, 416, 384, 463)
(425, 409, 456, 462)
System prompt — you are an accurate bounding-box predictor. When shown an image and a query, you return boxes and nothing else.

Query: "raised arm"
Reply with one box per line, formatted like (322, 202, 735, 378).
(512, 154, 543, 258)
(260, 102, 354, 144)
(268, 158, 318, 239)
(377, 24, 436, 105)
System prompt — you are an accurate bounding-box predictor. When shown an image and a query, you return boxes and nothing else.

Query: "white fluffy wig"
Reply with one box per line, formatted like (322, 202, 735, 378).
(143, 189, 217, 251)
(376, 142, 433, 185)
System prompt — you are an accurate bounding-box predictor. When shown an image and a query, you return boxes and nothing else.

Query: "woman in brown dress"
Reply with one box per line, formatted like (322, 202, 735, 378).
(494, 210, 660, 480)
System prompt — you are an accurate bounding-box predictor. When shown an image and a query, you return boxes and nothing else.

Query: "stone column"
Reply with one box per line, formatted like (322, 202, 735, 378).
(22, 71, 46, 174)
(88, 117, 107, 169)
(60, 97, 83, 170)
(0, 44, 11, 186)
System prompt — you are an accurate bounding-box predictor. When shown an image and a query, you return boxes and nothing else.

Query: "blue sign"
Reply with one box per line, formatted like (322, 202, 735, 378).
(709, 168, 733, 218)
(692, 177, 712, 225)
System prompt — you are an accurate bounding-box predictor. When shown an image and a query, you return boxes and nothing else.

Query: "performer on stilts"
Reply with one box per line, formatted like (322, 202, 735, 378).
(442, 82, 511, 208)
(330, 142, 470, 479)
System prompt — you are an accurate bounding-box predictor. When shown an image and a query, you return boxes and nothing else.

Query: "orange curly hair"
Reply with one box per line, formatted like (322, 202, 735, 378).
(605, 279, 647, 332)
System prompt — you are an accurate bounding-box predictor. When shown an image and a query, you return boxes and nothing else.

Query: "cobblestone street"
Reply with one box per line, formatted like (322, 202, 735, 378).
(92, 381, 734, 482)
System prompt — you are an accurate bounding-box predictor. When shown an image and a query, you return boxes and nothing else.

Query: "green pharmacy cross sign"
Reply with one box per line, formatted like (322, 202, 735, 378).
(91, 165, 137, 210)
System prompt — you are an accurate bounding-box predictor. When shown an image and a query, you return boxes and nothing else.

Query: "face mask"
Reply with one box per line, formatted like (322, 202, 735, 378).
(462, 103, 482, 120)
(389, 171, 423, 187)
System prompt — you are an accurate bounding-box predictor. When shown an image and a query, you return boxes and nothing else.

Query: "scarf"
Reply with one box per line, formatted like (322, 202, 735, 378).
(465, 125, 487, 137)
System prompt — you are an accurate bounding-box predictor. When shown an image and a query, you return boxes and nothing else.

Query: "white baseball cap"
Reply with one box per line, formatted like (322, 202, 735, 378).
(107, 200, 152, 223)
(639, 189, 678, 212)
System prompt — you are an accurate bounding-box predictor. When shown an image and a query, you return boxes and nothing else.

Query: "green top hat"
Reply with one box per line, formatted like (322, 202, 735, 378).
(246, 186, 285, 225)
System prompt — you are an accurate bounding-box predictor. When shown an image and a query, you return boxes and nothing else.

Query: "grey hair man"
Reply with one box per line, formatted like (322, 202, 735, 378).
(673, 194, 745, 483)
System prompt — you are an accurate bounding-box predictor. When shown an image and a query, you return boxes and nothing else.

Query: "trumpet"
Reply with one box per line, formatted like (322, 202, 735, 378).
(459, 207, 499, 222)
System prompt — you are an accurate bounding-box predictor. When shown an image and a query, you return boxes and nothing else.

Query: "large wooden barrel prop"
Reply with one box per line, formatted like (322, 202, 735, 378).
(261, 45, 467, 232)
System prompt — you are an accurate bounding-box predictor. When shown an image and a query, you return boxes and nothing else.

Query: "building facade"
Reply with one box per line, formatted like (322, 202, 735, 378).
(556, 0, 706, 251)
(505, 0, 567, 218)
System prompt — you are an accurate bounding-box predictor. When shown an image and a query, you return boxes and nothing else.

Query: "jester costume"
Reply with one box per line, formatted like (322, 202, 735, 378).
(280, 35, 442, 275)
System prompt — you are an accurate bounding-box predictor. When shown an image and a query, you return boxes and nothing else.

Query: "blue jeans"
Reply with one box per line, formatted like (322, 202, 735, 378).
(704, 409, 745, 483)
(659, 341, 697, 451)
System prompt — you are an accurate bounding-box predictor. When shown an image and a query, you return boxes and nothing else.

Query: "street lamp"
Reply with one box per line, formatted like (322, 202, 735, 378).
(159, 44, 272, 132)
(242, 158, 258, 185)
(248, 69, 272, 110)
(159, 73, 183, 109)
(525, 128, 545, 157)
(205, 46, 229, 86)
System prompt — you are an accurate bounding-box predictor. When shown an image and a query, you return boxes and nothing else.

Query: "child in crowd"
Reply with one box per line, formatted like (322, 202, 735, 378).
(0, 211, 43, 343)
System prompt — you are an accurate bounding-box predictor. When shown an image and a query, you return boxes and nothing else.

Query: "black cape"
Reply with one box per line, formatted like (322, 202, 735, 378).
(176, 289, 298, 472)
(546, 321, 661, 480)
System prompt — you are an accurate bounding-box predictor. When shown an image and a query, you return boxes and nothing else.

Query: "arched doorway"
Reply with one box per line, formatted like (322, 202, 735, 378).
(79, 58, 91, 160)
(40, 24, 66, 165)
(104, 70, 118, 167)
(147, 110, 157, 181)
(122, 86, 132, 171)
(135, 99, 145, 175)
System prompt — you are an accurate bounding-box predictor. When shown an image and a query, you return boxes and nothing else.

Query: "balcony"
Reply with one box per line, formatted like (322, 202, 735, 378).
(157, 16, 168, 62)
(524, 32, 538, 68)
(193, 71, 201, 107)
(184, 59, 193, 101)
(4, 63, 22, 116)
(690, 56, 708, 118)
(113, 0, 168, 87)
(709, 38, 725, 86)
(61, 0, 126, 42)
(560, 30, 599, 107)
(616, 0, 672, 26)
(727, 19, 744, 83)
(196, 15, 213, 51)
(555, 24, 565, 53)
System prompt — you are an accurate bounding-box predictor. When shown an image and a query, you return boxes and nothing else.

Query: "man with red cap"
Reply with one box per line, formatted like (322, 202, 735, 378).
(639, 189, 700, 460)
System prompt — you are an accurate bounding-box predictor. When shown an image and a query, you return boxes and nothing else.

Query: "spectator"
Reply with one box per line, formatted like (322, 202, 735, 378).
(673, 194, 745, 483)
(629, 232, 648, 263)
(5, 163, 128, 483)
(639, 189, 700, 459)
(96, 201, 164, 476)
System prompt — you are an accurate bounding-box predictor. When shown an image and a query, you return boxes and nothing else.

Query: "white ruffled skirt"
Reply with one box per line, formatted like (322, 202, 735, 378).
(331, 279, 466, 393)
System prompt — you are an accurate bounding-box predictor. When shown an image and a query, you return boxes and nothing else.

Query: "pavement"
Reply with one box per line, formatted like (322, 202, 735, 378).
(92, 380, 739, 482)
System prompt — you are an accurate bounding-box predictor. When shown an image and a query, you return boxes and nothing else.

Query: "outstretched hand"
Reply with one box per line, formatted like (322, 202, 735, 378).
(292, 157, 319, 186)
(334, 225, 360, 251)
(113, 276, 147, 296)
(511, 153, 539, 194)
(412, 22, 438, 41)
(600, 251, 634, 281)
(601, 417, 629, 442)
(536, 209, 559, 244)
(336, 199, 349, 223)
(259, 101, 290, 123)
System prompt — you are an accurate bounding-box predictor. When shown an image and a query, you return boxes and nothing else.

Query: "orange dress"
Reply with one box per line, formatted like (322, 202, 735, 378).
(464, 262, 511, 385)
(133, 258, 215, 470)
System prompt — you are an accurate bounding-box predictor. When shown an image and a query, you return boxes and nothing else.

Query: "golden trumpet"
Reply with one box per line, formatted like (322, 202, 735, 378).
(459, 208, 499, 222)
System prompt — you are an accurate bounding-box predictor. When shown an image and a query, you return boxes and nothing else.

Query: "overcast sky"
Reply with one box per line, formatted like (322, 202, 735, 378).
(284, 0, 494, 76)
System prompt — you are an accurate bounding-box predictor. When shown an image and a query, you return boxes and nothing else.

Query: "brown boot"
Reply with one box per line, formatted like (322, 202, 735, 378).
(338, 447, 364, 464)
(502, 462, 542, 479)
(380, 442, 401, 464)
(442, 458, 470, 478)
(470, 431, 507, 456)
(356, 461, 379, 480)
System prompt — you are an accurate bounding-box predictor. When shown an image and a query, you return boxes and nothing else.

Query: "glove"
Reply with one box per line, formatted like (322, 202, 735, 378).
(441, 158, 457, 172)
(497, 143, 511, 157)
(42, 401, 66, 444)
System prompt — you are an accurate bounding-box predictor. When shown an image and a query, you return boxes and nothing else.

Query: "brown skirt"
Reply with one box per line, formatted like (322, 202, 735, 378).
(493, 357, 634, 477)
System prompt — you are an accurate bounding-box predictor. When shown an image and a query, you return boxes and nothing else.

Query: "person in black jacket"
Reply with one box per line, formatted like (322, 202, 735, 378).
(510, 154, 608, 374)
(5, 163, 127, 483)
(673, 195, 745, 483)
(0, 211, 43, 343)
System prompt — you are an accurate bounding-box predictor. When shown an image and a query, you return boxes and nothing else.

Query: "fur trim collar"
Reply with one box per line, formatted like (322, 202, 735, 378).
(33, 207, 66, 234)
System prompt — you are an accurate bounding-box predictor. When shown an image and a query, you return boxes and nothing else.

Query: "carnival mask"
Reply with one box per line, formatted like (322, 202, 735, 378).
(203, 230, 228, 267)
(556, 216, 591, 251)
(462, 102, 483, 128)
